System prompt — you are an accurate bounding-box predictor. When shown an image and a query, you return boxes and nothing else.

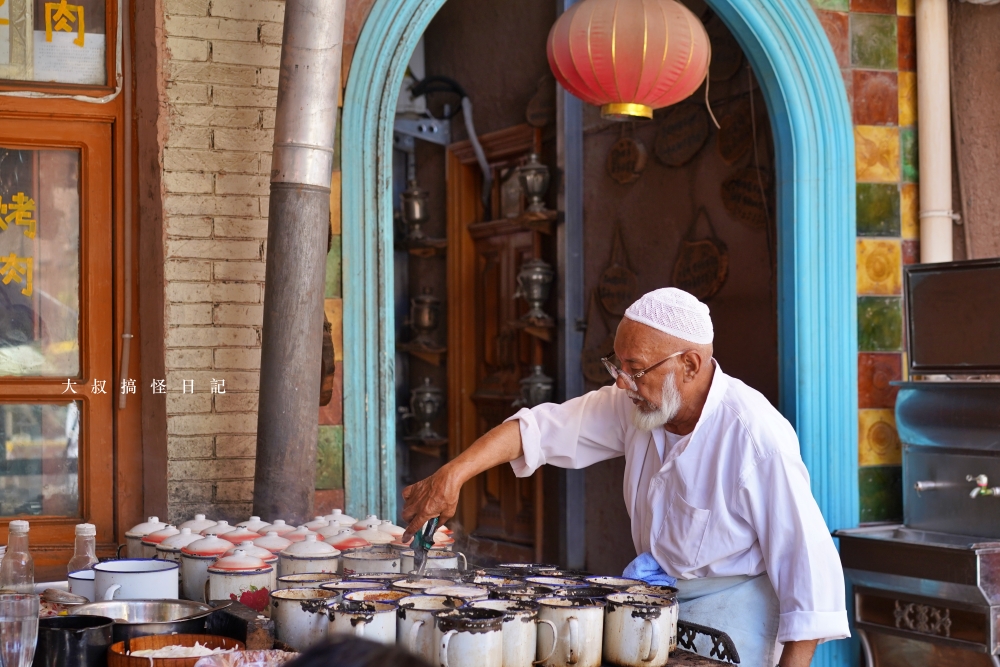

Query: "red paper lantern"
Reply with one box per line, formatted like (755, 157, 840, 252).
(547, 0, 711, 120)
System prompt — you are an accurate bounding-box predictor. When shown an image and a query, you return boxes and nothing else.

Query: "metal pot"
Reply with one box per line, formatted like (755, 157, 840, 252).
(34, 615, 115, 667)
(70, 599, 216, 643)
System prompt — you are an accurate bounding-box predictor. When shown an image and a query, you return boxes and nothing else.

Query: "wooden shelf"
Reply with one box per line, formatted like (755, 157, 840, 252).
(397, 341, 447, 366)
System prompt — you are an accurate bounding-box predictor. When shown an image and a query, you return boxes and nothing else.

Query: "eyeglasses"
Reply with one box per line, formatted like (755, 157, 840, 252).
(601, 350, 689, 392)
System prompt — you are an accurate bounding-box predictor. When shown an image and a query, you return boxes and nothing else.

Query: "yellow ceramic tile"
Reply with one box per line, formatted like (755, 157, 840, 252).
(898, 71, 917, 127)
(859, 409, 902, 467)
(330, 170, 342, 236)
(857, 239, 903, 295)
(325, 298, 344, 361)
(901, 183, 919, 240)
(855, 126, 901, 183)
(897, 0, 914, 16)
(901, 352, 910, 382)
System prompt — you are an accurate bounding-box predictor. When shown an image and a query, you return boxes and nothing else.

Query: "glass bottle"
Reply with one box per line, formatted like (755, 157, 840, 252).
(0, 520, 34, 594)
(67, 523, 98, 574)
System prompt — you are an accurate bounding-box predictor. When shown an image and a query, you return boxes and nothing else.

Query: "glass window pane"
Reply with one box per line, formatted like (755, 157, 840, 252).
(0, 0, 107, 85)
(0, 147, 80, 377)
(0, 402, 79, 517)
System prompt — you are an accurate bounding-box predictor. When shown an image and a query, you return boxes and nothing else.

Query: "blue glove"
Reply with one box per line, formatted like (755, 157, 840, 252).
(623, 552, 677, 586)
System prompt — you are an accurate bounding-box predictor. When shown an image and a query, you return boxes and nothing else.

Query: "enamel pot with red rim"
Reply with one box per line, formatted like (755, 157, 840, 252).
(237, 516, 270, 533)
(226, 540, 278, 592)
(278, 534, 340, 577)
(141, 525, 179, 558)
(206, 549, 273, 615)
(178, 514, 217, 533)
(155, 528, 204, 582)
(602, 593, 678, 667)
(180, 534, 233, 602)
(270, 587, 338, 651)
(217, 526, 261, 544)
(254, 531, 293, 556)
(124, 517, 168, 558)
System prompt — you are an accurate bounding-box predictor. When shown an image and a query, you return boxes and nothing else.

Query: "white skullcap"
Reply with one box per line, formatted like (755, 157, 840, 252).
(623, 288, 714, 344)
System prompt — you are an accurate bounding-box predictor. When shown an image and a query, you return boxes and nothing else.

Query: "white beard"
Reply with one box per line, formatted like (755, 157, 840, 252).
(628, 371, 683, 432)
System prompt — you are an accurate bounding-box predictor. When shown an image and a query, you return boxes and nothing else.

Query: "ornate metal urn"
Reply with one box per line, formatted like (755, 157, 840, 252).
(409, 377, 444, 440)
(516, 365, 554, 408)
(514, 258, 555, 322)
(400, 179, 430, 241)
(409, 287, 441, 347)
(518, 153, 550, 213)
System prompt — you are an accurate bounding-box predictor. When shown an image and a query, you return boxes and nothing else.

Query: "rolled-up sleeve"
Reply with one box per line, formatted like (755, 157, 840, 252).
(736, 449, 851, 644)
(505, 386, 629, 478)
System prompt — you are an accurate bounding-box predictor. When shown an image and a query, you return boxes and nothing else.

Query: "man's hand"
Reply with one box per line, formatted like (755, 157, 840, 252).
(778, 639, 817, 667)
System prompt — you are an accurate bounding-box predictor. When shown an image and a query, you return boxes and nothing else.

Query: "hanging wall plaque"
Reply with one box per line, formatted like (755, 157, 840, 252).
(672, 209, 729, 301)
(706, 15, 744, 82)
(607, 125, 648, 185)
(597, 224, 638, 315)
(721, 167, 772, 231)
(716, 98, 753, 164)
(654, 104, 710, 167)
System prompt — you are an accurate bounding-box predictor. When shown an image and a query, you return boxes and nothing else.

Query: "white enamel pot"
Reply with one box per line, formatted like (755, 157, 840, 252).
(271, 587, 338, 651)
(400, 549, 468, 574)
(68, 569, 96, 602)
(434, 607, 504, 667)
(206, 550, 274, 615)
(471, 599, 557, 667)
(94, 559, 179, 600)
(397, 595, 465, 665)
(602, 593, 677, 667)
(277, 573, 341, 590)
(340, 550, 400, 575)
(536, 597, 606, 667)
(328, 601, 397, 644)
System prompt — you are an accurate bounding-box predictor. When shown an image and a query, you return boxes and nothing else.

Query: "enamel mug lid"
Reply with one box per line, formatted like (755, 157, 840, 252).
(209, 549, 272, 573)
(237, 516, 270, 532)
(218, 526, 261, 544)
(352, 515, 381, 531)
(280, 534, 340, 558)
(325, 529, 370, 550)
(282, 526, 318, 543)
(377, 521, 405, 538)
(303, 516, 331, 531)
(253, 531, 293, 554)
(353, 528, 394, 545)
(141, 525, 180, 546)
(157, 528, 203, 551)
(203, 520, 231, 536)
(178, 514, 217, 533)
(125, 516, 168, 538)
(258, 519, 295, 536)
(324, 509, 357, 526)
(181, 534, 233, 557)
(225, 540, 277, 562)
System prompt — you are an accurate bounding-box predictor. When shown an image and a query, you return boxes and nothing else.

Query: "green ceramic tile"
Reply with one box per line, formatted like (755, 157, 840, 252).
(858, 296, 903, 351)
(859, 465, 903, 523)
(332, 109, 343, 171)
(814, 0, 849, 11)
(900, 127, 918, 182)
(851, 14, 898, 70)
(856, 184, 901, 236)
(316, 425, 344, 490)
(325, 238, 342, 298)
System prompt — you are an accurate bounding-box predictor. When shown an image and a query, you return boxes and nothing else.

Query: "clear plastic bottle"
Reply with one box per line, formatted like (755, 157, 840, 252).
(67, 523, 98, 574)
(0, 520, 34, 594)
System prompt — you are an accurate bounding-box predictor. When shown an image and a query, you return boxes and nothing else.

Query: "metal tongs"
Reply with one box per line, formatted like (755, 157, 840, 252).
(412, 516, 439, 577)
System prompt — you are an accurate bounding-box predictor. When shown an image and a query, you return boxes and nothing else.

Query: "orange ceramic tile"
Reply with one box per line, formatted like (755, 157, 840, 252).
(853, 71, 898, 126)
(859, 409, 902, 466)
(900, 183, 918, 239)
(325, 298, 344, 361)
(330, 170, 342, 235)
(857, 239, 903, 295)
(897, 0, 914, 15)
(817, 11, 850, 69)
(898, 71, 917, 126)
(855, 126, 901, 183)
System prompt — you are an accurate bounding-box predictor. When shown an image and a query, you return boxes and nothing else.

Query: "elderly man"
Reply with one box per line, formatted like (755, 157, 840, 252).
(402, 288, 849, 667)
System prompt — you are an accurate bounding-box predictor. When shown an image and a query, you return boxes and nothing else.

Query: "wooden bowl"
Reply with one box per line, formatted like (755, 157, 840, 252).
(108, 633, 245, 667)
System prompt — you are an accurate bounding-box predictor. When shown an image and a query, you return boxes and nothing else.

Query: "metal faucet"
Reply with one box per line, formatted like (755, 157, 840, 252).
(966, 475, 1000, 498)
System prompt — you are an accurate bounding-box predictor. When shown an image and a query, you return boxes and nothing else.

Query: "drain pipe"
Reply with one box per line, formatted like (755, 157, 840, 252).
(916, 0, 955, 263)
(254, 0, 346, 524)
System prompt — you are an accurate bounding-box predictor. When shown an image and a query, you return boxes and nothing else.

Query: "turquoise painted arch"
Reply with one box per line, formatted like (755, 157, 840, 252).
(342, 0, 857, 663)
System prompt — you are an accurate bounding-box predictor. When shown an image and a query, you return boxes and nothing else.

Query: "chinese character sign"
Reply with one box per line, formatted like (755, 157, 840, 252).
(45, 0, 85, 47)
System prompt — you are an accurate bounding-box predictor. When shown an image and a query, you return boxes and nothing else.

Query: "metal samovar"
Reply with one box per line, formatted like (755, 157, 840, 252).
(514, 258, 554, 322)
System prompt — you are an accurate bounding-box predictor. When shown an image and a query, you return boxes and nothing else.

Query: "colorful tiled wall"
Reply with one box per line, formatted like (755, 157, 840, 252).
(814, 0, 916, 523)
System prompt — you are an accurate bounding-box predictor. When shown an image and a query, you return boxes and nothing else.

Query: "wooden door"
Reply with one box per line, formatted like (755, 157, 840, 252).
(447, 125, 550, 563)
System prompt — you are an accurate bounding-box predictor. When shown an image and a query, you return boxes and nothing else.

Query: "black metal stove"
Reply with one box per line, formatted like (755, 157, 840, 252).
(835, 259, 1000, 667)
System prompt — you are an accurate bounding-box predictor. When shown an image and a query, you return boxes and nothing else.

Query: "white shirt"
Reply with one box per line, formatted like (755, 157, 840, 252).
(506, 362, 850, 644)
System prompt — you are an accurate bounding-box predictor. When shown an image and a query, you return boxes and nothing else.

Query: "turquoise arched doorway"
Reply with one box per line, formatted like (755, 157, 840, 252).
(341, 2, 857, 664)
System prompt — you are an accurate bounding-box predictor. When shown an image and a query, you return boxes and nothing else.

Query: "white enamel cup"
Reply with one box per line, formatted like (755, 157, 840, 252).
(270, 587, 338, 651)
(434, 607, 504, 667)
(94, 559, 179, 600)
(602, 593, 677, 667)
(342, 589, 410, 605)
(400, 549, 468, 574)
(277, 573, 341, 590)
(396, 594, 465, 663)
(423, 585, 489, 602)
(471, 599, 557, 667)
(536, 597, 606, 667)
(328, 601, 397, 644)
(68, 569, 96, 602)
(340, 550, 401, 575)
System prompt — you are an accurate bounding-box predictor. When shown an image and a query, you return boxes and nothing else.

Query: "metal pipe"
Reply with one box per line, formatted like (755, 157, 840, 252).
(254, 0, 346, 524)
(916, 0, 954, 263)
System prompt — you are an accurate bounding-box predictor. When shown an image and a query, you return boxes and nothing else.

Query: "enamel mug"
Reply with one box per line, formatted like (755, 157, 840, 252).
(423, 585, 489, 601)
(277, 535, 341, 577)
(391, 578, 457, 595)
(329, 601, 397, 644)
(397, 595, 465, 664)
(270, 587, 338, 651)
(68, 569, 95, 602)
(94, 559, 179, 600)
(401, 549, 468, 574)
(341, 550, 400, 575)
(602, 593, 678, 667)
(206, 550, 274, 614)
(342, 589, 409, 604)
(584, 576, 643, 592)
(277, 572, 341, 590)
(180, 533, 233, 602)
(536, 597, 606, 667)
(434, 607, 504, 667)
(471, 599, 557, 667)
